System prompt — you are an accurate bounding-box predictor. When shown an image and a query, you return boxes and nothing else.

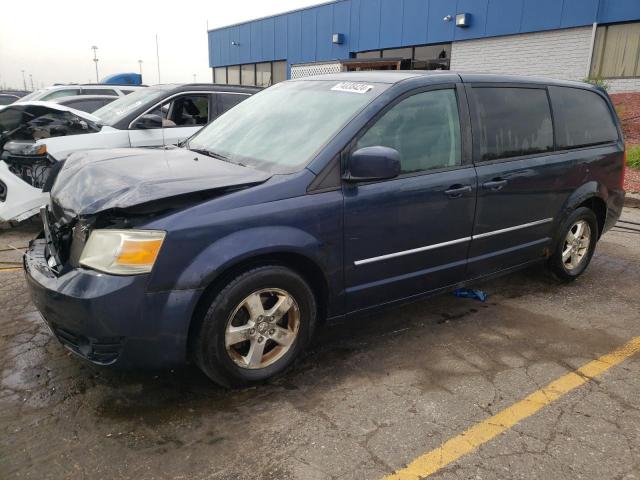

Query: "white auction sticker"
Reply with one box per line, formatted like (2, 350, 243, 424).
(331, 82, 374, 94)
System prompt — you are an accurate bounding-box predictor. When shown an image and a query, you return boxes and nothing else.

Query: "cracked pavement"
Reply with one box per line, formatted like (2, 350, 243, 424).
(1, 209, 640, 480)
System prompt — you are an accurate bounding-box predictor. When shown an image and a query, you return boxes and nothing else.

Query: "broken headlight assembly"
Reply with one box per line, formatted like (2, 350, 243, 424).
(79, 229, 166, 275)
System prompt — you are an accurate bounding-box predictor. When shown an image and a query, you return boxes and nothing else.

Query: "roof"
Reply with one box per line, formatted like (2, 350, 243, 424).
(290, 70, 599, 90)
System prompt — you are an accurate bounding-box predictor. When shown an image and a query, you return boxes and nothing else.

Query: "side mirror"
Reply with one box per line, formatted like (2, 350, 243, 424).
(344, 146, 401, 182)
(133, 113, 162, 130)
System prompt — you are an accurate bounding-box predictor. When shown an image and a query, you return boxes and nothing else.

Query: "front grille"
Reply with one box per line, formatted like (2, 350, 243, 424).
(52, 325, 124, 365)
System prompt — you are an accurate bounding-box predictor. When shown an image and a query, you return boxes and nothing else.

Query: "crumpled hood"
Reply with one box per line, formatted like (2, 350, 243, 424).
(50, 147, 271, 221)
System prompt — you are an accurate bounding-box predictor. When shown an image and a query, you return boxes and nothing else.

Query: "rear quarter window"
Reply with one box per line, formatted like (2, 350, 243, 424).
(471, 87, 554, 162)
(549, 86, 619, 149)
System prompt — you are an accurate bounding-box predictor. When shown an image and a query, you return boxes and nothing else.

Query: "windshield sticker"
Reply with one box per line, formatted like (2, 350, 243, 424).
(331, 82, 374, 94)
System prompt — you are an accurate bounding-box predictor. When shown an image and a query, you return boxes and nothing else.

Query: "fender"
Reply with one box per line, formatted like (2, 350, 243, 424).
(551, 181, 608, 248)
(161, 226, 330, 292)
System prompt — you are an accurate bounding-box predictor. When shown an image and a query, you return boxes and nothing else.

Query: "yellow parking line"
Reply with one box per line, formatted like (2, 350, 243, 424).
(384, 336, 640, 480)
(0, 267, 22, 273)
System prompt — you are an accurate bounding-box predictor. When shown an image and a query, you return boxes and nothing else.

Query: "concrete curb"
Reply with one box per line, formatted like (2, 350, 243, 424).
(625, 193, 640, 209)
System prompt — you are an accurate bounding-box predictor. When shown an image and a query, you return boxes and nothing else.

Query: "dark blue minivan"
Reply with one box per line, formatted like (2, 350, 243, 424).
(24, 72, 626, 386)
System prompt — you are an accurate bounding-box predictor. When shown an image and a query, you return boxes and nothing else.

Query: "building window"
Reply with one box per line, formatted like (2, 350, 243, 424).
(355, 50, 381, 59)
(354, 43, 451, 71)
(241, 64, 256, 86)
(273, 61, 287, 84)
(591, 22, 640, 79)
(414, 44, 451, 70)
(214, 67, 227, 85)
(256, 62, 272, 87)
(227, 66, 240, 85)
(382, 47, 413, 59)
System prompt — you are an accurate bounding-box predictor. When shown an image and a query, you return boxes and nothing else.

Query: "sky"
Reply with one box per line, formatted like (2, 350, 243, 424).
(0, 0, 325, 90)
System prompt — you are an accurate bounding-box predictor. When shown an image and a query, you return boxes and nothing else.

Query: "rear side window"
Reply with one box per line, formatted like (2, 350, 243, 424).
(472, 87, 553, 162)
(549, 86, 618, 149)
(83, 88, 117, 96)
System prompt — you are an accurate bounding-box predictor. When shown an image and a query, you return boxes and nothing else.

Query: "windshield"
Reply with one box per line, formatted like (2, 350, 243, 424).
(187, 80, 388, 173)
(92, 88, 167, 126)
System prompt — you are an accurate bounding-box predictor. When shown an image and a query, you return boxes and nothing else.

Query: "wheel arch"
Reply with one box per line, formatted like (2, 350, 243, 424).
(186, 250, 330, 358)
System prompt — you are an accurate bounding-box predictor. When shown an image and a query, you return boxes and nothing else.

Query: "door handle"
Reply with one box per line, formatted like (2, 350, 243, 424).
(444, 184, 472, 197)
(482, 178, 508, 190)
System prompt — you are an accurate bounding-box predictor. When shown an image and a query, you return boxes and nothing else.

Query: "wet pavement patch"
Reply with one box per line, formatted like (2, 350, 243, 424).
(1, 209, 640, 479)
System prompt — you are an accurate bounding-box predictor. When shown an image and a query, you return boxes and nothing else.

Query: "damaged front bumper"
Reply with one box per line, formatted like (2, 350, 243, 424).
(0, 160, 50, 222)
(24, 238, 203, 368)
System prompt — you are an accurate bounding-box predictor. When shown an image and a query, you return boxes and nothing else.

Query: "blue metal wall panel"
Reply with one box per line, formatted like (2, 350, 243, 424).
(301, 9, 317, 61)
(287, 12, 302, 64)
(427, 0, 455, 43)
(275, 16, 288, 60)
(454, 0, 489, 40)
(358, 0, 381, 51)
(209, 0, 640, 68)
(401, 0, 429, 45)
(239, 24, 251, 64)
(598, 0, 640, 24)
(349, 0, 361, 52)
(484, 0, 523, 37)
(262, 18, 276, 61)
(333, 1, 352, 58)
(521, 0, 563, 32)
(316, 5, 334, 60)
(562, 0, 599, 28)
(380, 0, 403, 48)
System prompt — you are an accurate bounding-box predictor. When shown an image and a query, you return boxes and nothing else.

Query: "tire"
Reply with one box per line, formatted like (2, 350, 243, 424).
(547, 207, 599, 281)
(192, 265, 317, 388)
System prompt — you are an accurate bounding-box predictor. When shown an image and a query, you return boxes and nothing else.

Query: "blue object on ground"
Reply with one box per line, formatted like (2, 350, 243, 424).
(453, 288, 488, 302)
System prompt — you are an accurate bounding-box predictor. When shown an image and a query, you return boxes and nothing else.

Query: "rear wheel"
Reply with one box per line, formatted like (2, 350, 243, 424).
(547, 207, 598, 281)
(193, 266, 317, 387)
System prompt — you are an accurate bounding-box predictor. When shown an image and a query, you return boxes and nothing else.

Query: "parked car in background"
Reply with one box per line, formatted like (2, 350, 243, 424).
(0, 84, 259, 222)
(24, 72, 625, 387)
(50, 95, 117, 113)
(0, 90, 29, 106)
(15, 84, 144, 103)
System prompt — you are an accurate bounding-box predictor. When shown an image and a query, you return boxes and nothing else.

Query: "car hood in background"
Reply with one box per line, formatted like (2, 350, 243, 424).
(50, 147, 271, 221)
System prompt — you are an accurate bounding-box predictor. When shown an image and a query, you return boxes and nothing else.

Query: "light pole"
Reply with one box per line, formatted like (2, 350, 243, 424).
(29, 74, 34, 91)
(138, 59, 143, 80)
(21, 70, 26, 91)
(193, 73, 196, 83)
(91, 46, 99, 83)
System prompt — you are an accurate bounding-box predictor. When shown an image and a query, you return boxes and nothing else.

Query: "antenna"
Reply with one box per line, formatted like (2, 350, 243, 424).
(155, 34, 161, 84)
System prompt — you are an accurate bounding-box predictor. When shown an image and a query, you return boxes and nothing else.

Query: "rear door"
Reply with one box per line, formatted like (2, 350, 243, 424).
(343, 85, 477, 312)
(466, 84, 577, 277)
(128, 93, 212, 147)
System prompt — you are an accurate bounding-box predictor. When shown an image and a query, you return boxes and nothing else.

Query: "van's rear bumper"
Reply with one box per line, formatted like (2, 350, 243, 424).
(604, 188, 625, 234)
(24, 238, 202, 368)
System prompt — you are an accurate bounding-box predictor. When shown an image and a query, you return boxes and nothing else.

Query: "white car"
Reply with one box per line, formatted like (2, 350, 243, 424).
(14, 84, 144, 103)
(0, 84, 258, 222)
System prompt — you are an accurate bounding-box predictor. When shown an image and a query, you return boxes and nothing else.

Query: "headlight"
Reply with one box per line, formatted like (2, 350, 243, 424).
(79, 229, 166, 275)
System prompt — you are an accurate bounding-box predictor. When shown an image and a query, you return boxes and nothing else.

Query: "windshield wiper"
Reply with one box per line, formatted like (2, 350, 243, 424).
(189, 147, 229, 162)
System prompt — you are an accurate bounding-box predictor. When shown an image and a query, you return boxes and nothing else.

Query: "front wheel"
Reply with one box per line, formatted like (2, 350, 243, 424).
(547, 207, 598, 281)
(192, 266, 317, 387)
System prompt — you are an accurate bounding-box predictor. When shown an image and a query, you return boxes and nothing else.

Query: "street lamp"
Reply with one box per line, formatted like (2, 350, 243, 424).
(21, 70, 26, 91)
(29, 74, 34, 91)
(138, 59, 143, 79)
(91, 46, 99, 83)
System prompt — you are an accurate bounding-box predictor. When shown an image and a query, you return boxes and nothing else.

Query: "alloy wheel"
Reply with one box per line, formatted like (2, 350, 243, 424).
(561, 220, 591, 271)
(224, 288, 300, 369)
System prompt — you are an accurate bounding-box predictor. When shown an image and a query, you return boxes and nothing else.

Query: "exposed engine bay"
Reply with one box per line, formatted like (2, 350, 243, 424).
(0, 103, 101, 190)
